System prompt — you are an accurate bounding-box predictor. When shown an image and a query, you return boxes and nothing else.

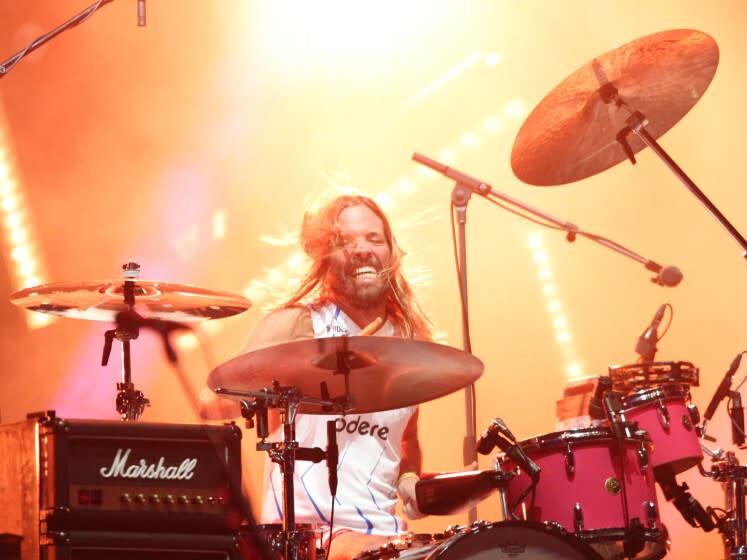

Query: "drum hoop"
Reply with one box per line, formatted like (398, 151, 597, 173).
(622, 384, 691, 408)
(430, 520, 605, 560)
(609, 360, 699, 391)
(517, 427, 648, 452)
(577, 527, 667, 560)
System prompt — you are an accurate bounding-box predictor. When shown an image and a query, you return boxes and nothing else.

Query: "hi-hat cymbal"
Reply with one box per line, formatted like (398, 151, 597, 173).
(511, 29, 719, 186)
(208, 336, 484, 414)
(9, 279, 252, 321)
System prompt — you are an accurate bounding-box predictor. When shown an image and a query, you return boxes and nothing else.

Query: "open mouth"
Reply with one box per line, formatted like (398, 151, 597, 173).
(351, 265, 379, 278)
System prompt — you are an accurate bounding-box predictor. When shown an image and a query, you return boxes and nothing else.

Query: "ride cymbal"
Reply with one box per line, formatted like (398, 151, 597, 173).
(511, 29, 718, 186)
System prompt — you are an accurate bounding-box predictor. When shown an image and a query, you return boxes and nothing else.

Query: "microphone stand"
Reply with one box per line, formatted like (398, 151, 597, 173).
(603, 86, 747, 261)
(451, 182, 479, 523)
(412, 152, 682, 525)
(412, 153, 681, 285)
(0, 0, 117, 78)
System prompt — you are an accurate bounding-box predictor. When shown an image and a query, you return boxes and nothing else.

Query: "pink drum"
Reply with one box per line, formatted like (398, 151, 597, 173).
(498, 427, 666, 560)
(621, 384, 702, 474)
(354, 521, 604, 560)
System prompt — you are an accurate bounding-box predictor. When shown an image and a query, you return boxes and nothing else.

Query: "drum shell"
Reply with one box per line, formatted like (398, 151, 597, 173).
(621, 385, 702, 474)
(497, 427, 665, 560)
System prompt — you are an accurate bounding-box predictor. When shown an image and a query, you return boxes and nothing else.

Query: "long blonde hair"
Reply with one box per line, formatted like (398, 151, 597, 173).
(284, 194, 433, 340)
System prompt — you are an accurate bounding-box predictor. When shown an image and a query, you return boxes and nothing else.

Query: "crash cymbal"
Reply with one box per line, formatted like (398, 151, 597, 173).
(511, 29, 719, 186)
(9, 279, 252, 321)
(208, 336, 484, 414)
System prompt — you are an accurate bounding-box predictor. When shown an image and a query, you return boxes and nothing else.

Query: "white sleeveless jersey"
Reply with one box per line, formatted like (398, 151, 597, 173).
(260, 302, 416, 535)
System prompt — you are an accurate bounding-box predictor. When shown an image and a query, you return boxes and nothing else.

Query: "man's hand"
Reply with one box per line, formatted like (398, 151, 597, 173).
(397, 473, 426, 520)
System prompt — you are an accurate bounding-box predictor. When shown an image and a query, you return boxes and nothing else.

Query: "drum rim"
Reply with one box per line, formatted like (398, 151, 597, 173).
(609, 360, 699, 390)
(429, 520, 605, 560)
(514, 427, 650, 452)
(621, 383, 692, 408)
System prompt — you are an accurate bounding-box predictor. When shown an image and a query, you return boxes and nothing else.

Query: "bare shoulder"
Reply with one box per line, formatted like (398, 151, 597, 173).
(240, 305, 313, 353)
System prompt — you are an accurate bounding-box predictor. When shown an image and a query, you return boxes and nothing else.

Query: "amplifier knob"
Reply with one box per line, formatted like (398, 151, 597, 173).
(120, 493, 132, 503)
(134, 494, 146, 504)
(164, 495, 175, 504)
(178, 495, 190, 504)
(207, 496, 216, 505)
(192, 496, 204, 505)
(149, 494, 161, 504)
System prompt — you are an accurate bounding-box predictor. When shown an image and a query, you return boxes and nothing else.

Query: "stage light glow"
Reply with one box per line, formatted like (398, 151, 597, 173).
(438, 148, 457, 165)
(459, 132, 480, 149)
(0, 109, 52, 329)
(482, 116, 504, 134)
(401, 52, 483, 109)
(484, 53, 503, 66)
(212, 210, 226, 240)
(529, 233, 582, 381)
(504, 99, 528, 119)
(374, 192, 394, 212)
(286, 252, 304, 270)
(395, 178, 416, 196)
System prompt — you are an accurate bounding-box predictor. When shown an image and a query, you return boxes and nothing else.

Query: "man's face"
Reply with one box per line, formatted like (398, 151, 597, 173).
(325, 204, 392, 309)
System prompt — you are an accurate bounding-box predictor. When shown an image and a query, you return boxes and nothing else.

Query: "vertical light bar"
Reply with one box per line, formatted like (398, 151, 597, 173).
(0, 102, 53, 328)
(528, 232, 581, 380)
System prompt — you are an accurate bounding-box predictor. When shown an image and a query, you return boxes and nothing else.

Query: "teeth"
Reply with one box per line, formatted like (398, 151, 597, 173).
(353, 266, 377, 276)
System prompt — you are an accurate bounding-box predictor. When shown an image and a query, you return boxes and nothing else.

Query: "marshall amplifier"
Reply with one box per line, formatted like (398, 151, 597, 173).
(0, 410, 245, 556)
(40, 530, 241, 560)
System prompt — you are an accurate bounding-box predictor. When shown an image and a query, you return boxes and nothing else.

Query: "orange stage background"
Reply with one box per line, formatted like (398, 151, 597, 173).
(1, 2, 746, 558)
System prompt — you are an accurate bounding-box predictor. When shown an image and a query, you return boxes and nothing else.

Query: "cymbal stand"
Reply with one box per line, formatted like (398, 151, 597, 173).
(229, 383, 347, 560)
(100, 262, 150, 421)
(700, 448, 747, 560)
(602, 83, 747, 260)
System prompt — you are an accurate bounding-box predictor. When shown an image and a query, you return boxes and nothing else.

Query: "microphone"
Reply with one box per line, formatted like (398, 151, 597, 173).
(477, 419, 540, 479)
(729, 391, 745, 447)
(656, 466, 715, 532)
(588, 376, 613, 420)
(477, 419, 502, 455)
(326, 420, 339, 496)
(634, 304, 667, 363)
(703, 352, 743, 423)
(653, 265, 683, 287)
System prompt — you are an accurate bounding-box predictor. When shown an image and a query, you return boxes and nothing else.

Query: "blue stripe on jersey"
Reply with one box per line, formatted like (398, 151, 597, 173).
(365, 448, 400, 534)
(300, 462, 328, 523)
(365, 449, 385, 510)
(353, 504, 374, 534)
(335, 441, 353, 506)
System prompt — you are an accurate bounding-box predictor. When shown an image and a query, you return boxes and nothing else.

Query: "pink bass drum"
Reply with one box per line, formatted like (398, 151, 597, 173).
(498, 427, 667, 560)
(610, 361, 703, 474)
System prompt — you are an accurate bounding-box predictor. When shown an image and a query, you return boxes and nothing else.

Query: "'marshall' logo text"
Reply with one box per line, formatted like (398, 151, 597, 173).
(99, 448, 197, 480)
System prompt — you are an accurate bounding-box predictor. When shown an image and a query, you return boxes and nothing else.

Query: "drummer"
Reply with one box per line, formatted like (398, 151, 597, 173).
(199, 193, 433, 560)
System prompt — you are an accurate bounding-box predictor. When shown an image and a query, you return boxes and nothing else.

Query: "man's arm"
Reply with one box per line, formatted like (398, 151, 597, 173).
(198, 306, 312, 419)
(397, 408, 425, 519)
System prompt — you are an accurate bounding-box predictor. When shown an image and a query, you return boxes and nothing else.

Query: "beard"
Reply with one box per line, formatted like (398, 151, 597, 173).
(326, 257, 389, 309)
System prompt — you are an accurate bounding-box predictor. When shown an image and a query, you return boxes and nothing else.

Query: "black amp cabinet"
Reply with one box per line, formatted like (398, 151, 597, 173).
(0, 411, 247, 560)
(40, 531, 241, 560)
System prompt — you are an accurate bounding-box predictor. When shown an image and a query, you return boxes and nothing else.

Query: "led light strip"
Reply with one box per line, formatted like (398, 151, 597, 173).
(0, 107, 53, 328)
(528, 232, 582, 380)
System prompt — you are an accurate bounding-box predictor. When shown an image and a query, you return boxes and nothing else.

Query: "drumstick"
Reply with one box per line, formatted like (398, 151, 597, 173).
(359, 316, 384, 336)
